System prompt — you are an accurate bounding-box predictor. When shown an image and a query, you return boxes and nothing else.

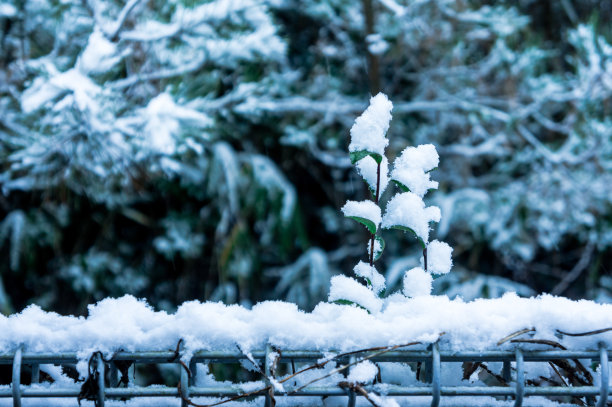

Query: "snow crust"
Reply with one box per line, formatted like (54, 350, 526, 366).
(381, 192, 441, 242)
(348, 93, 393, 156)
(328, 275, 383, 314)
(2, 294, 611, 358)
(347, 360, 378, 384)
(425, 240, 453, 275)
(353, 261, 386, 294)
(402, 267, 432, 298)
(341, 200, 382, 230)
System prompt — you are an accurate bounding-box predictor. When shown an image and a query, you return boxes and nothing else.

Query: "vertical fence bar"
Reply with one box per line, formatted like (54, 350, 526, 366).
(347, 356, 356, 407)
(514, 348, 524, 407)
(596, 343, 609, 407)
(430, 342, 441, 407)
(97, 353, 105, 407)
(12, 346, 22, 407)
(264, 344, 272, 407)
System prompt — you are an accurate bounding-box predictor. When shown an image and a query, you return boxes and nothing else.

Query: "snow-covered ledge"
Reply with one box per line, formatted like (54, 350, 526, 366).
(4, 295, 611, 355)
(1, 295, 611, 407)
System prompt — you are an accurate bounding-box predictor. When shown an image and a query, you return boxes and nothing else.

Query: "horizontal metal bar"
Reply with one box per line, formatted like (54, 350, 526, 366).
(1, 350, 607, 365)
(1, 384, 610, 399)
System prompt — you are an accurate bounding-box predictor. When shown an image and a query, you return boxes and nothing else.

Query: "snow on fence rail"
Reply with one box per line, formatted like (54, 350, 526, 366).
(1, 345, 610, 407)
(2, 295, 612, 406)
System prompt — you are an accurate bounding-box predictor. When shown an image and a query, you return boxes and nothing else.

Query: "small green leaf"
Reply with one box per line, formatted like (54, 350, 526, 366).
(427, 167, 438, 173)
(350, 150, 383, 164)
(390, 225, 426, 249)
(373, 235, 385, 261)
(392, 179, 410, 192)
(369, 152, 383, 164)
(347, 216, 377, 234)
(350, 151, 370, 164)
(333, 299, 369, 312)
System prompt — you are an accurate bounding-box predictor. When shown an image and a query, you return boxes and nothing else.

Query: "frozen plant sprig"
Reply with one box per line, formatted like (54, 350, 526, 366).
(329, 93, 453, 311)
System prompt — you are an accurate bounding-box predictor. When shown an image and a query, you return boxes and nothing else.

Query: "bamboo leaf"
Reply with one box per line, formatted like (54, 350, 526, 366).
(347, 216, 377, 234)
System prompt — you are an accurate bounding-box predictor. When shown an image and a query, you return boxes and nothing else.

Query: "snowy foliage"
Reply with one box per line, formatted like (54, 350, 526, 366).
(335, 93, 453, 308)
(1, 0, 611, 312)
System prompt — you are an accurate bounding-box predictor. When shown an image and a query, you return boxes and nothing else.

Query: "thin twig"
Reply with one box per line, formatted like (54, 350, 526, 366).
(288, 341, 422, 393)
(511, 339, 566, 349)
(497, 328, 535, 346)
(177, 381, 270, 407)
(339, 382, 382, 407)
(556, 327, 612, 337)
(278, 344, 407, 384)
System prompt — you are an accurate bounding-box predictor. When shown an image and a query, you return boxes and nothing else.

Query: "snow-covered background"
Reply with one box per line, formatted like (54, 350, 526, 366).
(0, 0, 611, 317)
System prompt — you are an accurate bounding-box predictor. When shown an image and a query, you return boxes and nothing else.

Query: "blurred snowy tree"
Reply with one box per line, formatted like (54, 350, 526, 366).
(0, 0, 610, 313)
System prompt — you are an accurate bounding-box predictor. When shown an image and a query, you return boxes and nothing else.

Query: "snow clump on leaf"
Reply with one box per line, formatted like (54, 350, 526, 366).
(341, 200, 382, 232)
(381, 192, 441, 243)
(353, 261, 386, 294)
(390, 144, 439, 197)
(348, 93, 393, 157)
(402, 267, 432, 298)
(328, 275, 383, 314)
(425, 240, 453, 275)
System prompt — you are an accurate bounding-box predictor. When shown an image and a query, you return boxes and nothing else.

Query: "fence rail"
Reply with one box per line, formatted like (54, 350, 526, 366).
(1, 344, 610, 407)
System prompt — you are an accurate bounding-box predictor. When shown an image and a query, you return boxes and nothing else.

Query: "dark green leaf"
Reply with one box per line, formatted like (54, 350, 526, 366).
(350, 150, 383, 164)
(347, 216, 377, 234)
(392, 179, 410, 192)
(389, 225, 425, 248)
(350, 151, 370, 164)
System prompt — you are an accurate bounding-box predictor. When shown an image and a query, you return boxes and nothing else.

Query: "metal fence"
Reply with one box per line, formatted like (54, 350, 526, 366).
(1, 343, 609, 407)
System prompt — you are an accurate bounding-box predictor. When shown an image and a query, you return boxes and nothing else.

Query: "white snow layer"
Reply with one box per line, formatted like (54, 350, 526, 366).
(347, 360, 378, 384)
(349, 93, 393, 156)
(328, 275, 383, 314)
(2, 294, 611, 357)
(353, 261, 386, 294)
(341, 200, 382, 231)
(381, 192, 441, 243)
(356, 155, 389, 196)
(402, 267, 433, 298)
(390, 144, 440, 197)
(425, 240, 453, 275)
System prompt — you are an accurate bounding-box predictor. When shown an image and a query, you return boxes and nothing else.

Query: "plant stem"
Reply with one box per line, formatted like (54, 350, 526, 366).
(423, 247, 427, 272)
(369, 162, 381, 266)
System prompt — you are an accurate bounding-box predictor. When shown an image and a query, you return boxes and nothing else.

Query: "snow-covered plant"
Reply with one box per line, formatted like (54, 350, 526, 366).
(329, 93, 453, 312)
